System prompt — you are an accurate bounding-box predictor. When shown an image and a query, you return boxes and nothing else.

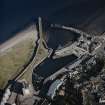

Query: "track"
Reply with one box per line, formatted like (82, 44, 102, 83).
(3, 18, 49, 91)
(14, 17, 49, 81)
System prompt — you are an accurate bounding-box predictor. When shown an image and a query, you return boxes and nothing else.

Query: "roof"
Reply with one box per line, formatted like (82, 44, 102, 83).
(47, 79, 63, 99)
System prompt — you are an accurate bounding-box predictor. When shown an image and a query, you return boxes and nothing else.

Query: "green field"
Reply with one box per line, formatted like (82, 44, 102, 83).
(0, 37, 35, 89)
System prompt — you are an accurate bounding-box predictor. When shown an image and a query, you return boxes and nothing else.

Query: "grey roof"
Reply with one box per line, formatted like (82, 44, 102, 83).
(47, 79, 63, 99)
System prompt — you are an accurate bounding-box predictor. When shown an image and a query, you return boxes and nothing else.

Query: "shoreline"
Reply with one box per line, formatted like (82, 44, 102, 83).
(0, 24, 37, 54)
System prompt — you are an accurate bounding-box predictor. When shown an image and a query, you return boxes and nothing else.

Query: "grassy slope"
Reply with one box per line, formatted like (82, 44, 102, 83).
(0, 36, 35, 89)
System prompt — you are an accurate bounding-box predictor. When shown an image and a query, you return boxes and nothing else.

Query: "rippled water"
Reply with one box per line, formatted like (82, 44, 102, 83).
(1, 0, 105, 44)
